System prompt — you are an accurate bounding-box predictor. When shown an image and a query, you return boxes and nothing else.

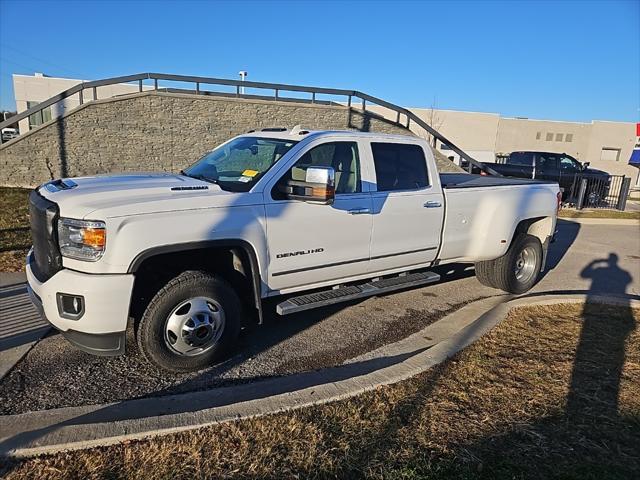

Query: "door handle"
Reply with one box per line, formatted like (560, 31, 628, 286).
(348, 208, 371, 215)
(423, 201, 442, 208)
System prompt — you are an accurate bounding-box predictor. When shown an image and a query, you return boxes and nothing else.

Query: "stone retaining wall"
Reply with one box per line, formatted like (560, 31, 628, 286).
(0, 92, 419, 187)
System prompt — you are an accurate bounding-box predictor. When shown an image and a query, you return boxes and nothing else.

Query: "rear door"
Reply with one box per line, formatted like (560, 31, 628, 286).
(263, 138, 373, 292)
(536, 153, 560, 182)
(367, 141, 444, 273)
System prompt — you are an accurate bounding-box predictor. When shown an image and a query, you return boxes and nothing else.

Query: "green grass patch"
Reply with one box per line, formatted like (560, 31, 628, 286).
(3, 303, 638, 479)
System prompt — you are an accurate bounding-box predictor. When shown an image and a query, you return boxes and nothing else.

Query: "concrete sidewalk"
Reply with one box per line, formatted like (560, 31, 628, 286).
(0, 273, 50, 380)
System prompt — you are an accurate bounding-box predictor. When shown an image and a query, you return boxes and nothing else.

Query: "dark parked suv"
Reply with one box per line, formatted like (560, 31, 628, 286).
(471, 151, 610, 205)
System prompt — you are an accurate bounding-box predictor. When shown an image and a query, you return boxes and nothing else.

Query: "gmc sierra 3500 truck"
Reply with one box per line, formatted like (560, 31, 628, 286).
(26, 129, 561, 372)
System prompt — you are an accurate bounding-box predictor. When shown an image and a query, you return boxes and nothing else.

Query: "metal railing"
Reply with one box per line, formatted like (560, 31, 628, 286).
(0, 72, 500, 176)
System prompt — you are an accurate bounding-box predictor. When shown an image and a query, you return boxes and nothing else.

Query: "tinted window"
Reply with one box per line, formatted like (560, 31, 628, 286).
(289, 142, 361, 194)
(537, 153, 559, 169)
(372, 143, 428, 191)
(508, 152, 533, 166)
(559, 156, 579, 171)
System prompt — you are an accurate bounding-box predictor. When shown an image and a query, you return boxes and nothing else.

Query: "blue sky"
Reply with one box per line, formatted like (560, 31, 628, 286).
(0, 0, 638, 122)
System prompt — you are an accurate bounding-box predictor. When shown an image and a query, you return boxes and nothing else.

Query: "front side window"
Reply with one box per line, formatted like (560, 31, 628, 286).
(283, 141, 361, 194)
(184, 136, 298, 192)
(372, 143, 428, 191)
(560, 156, 579, 171)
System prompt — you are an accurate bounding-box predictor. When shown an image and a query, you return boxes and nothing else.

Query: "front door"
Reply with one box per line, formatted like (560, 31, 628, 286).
(264, 139, 373, 292)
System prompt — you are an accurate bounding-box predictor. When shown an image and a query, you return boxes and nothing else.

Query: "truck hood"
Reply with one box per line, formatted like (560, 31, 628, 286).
(583, 167, 609, 177)
(38, 173, 240, 219)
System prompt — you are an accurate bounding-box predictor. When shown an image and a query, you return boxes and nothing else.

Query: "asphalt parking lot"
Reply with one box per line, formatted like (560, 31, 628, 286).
(0, 220, 638, 415)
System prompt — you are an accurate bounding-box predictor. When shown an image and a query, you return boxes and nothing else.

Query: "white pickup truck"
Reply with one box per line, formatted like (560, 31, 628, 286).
(26, 129, 561, 372)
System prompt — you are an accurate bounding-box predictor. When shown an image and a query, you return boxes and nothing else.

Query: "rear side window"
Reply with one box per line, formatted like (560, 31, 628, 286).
(508, 152, 533, 166)
(537, 153, 559, 169)
(371, 143, 429, 191)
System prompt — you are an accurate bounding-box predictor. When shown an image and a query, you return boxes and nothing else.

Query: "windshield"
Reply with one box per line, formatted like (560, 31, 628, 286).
(183, 136, 298, 191)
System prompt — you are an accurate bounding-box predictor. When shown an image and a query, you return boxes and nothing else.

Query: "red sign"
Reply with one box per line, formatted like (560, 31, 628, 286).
(637, 123, 640, 137)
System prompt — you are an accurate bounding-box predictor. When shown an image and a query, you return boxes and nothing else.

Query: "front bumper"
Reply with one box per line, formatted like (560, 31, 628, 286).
(26, 250, 134, 356)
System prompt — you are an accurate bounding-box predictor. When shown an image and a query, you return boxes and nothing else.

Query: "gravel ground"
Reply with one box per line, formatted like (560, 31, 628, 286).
(0, 265, 494, 415)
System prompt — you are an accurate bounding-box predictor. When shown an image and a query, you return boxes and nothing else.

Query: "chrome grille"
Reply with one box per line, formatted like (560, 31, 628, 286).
(28, 190, 62, 282)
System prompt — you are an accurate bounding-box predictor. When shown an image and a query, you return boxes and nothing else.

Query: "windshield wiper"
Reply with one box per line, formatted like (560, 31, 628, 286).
(180, 170, 218, 184)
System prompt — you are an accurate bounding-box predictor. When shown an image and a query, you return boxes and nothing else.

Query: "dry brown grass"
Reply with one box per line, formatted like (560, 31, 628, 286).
(0, 249, 28, 272)
(558, 208, 640, 220)
(0, 187, 31, 272)
(2, 303, 639, 479)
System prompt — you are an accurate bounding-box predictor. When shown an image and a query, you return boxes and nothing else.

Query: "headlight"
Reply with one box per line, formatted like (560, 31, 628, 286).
(58, 218, 106, 261)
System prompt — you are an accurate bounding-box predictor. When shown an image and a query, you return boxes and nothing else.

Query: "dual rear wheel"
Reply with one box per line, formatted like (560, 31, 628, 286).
(475, 233, 543, 294)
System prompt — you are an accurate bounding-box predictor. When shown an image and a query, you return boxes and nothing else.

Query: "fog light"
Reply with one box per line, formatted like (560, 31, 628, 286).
(56, 293, 85, 320)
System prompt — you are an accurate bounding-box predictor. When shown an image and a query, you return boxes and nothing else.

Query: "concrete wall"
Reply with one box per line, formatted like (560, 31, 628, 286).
(13, 74, 148, 135)
(586, 121, 637, 176)
(0, 91, 416, 187)
(411, 107, 637, 181)
(494, 117, 637, 179)
(494, 118, 591, 159)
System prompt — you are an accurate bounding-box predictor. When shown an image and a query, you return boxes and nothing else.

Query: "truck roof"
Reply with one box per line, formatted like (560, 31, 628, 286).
(242, 128, 421, 143)
(511, 150, 571, 156)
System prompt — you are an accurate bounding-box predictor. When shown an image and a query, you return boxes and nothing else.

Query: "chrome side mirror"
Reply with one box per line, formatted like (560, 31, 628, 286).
(278, 166, 335, 204)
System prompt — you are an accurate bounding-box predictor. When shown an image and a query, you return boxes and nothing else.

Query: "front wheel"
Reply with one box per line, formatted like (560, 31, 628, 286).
(137, 271, 242, 372)
(474, 233, 543, 294)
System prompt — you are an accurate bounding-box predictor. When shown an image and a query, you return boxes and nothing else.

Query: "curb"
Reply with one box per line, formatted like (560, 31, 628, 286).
(1, 293, 637, 458)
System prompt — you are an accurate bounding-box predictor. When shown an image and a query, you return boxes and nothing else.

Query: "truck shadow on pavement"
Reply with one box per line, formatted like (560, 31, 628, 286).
(543, 219, 580, 272)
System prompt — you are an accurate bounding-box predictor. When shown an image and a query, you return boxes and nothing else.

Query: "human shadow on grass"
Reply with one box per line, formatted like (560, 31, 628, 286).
(438, 254, 637, 478)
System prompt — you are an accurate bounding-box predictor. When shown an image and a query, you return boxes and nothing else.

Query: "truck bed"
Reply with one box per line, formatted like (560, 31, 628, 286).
(439, 173, 555, 189)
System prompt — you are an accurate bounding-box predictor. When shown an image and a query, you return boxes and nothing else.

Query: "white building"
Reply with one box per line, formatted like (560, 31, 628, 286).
(12, 73, 145, 134)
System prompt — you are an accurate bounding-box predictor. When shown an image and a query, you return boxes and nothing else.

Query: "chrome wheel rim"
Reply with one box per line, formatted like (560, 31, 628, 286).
(163, 296, 225, 356)
(514, 246, 538, 284)
(587, 191, 601, 205)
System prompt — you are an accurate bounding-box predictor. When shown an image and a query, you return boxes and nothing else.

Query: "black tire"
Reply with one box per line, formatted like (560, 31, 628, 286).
(137, 270, 242, 373)
(474, 259, 497, 289)
(474, 233, 543, 294)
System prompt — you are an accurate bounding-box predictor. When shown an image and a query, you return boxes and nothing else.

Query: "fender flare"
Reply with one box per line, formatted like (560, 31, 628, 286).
(127, 239, 264, 323)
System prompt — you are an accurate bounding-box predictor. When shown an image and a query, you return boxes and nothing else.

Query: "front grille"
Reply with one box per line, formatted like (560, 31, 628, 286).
(29, 190, 62, 282)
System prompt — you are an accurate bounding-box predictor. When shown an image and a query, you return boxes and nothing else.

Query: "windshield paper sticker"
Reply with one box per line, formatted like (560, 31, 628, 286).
(238, 176, 252, 183)
(242, 169, 259, 177)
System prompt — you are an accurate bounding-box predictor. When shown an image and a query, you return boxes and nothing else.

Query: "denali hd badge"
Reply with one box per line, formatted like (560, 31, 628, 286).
(276, 248, 324, 259)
